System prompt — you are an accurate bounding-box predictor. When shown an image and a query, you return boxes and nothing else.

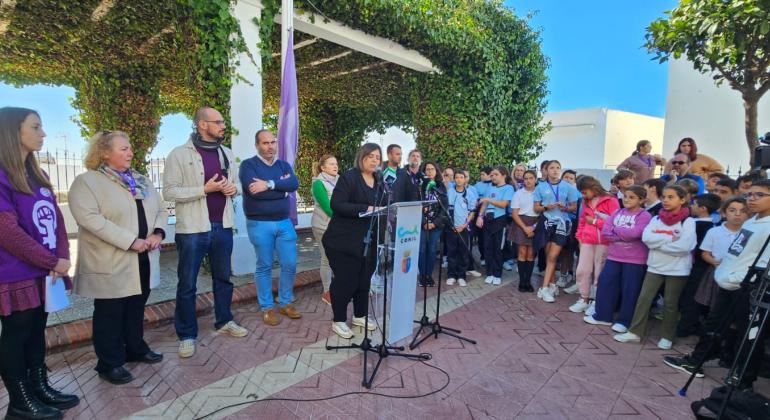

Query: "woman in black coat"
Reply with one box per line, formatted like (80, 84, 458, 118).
(322, 143, 382, 339)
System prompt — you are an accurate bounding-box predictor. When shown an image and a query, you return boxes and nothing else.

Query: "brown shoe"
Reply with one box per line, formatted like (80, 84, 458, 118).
(321, 291, 331, 306)
(279, 303, 302, 319)
(262, 308, 280, 326)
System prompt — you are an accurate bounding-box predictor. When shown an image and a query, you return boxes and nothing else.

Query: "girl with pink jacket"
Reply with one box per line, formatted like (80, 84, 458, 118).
(569, 176, 620, 314)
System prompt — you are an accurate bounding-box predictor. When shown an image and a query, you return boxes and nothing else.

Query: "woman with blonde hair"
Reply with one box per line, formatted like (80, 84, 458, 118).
(311, 154, 339, 305)
(69, 130, 167, 385)
(0, 107, 80, 419)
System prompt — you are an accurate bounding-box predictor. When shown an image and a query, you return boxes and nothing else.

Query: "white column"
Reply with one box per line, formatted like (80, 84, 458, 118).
(281, 0, 293, 77)
(229, 0, 263, 275)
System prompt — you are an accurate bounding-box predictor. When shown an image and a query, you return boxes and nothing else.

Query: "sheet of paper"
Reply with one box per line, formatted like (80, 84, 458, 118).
(45, 275, 70, 313)
(149, 249, 161, 289)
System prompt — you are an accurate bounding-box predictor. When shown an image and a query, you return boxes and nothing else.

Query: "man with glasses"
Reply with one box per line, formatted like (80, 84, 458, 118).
(663, 180, 770, 388)
(661, 153, 705, 194)
(163, 107, 247, 359)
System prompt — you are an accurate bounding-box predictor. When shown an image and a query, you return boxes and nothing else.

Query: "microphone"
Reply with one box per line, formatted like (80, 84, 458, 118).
(374, 166, 383, 184)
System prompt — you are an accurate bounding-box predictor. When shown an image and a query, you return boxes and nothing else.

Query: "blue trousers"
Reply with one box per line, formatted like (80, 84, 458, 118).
(246, 219, 297, 310)
(593, 259, 646, 328)
(418, 228, 442, 277)
(174, 223, 234, 340)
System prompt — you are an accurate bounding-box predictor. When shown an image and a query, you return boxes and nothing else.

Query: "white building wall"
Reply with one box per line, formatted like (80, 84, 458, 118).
(663, 58, 770, 174)
(536, 108, 608, 170)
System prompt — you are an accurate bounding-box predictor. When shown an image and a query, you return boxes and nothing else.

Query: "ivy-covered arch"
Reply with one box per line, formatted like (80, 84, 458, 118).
(1, 0, 548, 189)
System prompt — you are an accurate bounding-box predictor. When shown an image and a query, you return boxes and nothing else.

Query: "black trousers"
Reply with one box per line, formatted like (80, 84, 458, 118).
(92, 254, 151, 373)
(446, 228, 470, 279)
(677, 263, 709, 334)
(475, 225, 486, 261)
(691, 287, 767, 385)
(0, 304, 47, 381)
(483, 216, 507, 278)
(328, 248, 375, 323)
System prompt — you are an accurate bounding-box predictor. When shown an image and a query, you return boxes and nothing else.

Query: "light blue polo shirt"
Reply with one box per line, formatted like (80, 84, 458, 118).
(448, 186, 478, 227)
(485, 184, 514, 219)
(474, 181, 492, 199)
(533, 180, 579, 221)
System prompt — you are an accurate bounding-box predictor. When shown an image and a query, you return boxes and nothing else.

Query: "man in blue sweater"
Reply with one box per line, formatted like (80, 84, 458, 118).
(240, 129, 300, 326)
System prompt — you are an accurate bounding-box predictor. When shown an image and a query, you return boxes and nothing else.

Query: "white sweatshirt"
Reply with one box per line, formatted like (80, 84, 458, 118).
(641, 216, 697, 276)
(715, 215, 770, 291)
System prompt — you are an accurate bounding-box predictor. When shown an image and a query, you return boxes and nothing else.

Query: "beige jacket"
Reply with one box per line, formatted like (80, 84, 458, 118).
(69, 171, 166, 299)
(162, 138, 239, 234)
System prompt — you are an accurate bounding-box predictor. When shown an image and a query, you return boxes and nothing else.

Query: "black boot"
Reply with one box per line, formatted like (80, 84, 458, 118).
(3, 379, 62, 420)
(516, 260, 529, 292)
(28, 366, 80, 410)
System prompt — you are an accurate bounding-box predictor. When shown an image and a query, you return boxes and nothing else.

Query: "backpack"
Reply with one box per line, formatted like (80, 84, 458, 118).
(691, 386, 770, 419)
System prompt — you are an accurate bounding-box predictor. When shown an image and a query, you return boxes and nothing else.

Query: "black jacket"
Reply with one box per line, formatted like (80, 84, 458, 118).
(323, 168, 381, 257)
(421, 182, 449, 230)
(392, 167, 423, 203)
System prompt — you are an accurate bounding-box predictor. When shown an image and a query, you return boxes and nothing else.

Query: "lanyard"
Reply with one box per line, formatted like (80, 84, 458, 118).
(548, 181, 561, 203)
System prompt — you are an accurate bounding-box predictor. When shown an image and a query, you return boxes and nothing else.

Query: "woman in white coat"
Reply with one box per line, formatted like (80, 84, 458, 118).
(69, 131, 166, 385)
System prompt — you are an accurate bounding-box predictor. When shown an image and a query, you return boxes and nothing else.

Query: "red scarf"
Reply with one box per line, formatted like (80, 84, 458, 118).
(659, 207, 690, 226)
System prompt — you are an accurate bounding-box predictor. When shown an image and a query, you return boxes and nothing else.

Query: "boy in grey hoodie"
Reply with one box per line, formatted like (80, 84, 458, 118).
(664, 180, 770, 386)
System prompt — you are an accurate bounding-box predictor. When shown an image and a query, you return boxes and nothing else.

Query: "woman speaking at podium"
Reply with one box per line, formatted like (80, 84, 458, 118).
(323, 143, 382, 339)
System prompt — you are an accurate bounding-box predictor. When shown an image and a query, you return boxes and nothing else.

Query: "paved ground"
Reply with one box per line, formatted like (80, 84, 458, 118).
(46, 230, 320, 326)
(3, 264, 768, 419)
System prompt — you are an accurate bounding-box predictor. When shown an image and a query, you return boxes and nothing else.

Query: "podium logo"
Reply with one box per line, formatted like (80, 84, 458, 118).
(397, 225, 419, 244)
(401, 250, 412, 273)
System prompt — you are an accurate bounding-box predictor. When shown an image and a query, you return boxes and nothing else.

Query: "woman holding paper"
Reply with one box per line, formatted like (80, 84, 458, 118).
(69, 130, 166, 385)
(0, 107, 80, 419)
(322, 143, 382, 339)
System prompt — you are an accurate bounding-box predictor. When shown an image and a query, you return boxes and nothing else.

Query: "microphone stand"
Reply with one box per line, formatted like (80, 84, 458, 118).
(326, 170, 429, 389)
(410, 185, 477, 350)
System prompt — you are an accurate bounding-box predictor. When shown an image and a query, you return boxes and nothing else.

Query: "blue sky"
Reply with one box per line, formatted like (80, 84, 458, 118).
(1, 1, 678, 158)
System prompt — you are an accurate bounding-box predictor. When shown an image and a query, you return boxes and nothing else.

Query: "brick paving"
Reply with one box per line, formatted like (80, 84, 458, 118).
(4, 267, 769, 419)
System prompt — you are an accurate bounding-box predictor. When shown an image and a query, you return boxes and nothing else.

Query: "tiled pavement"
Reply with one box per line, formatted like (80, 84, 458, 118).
(2, 270, 768, 419)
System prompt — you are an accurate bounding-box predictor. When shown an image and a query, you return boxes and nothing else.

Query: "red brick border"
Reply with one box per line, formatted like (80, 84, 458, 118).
(45, 268, 321, 351)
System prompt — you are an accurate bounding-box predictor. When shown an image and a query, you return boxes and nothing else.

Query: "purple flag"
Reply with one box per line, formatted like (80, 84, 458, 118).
(277, 29, 299, 225)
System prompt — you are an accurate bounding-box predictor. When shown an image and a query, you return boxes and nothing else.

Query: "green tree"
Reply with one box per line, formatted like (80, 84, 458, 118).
(645, 0, 770, 165)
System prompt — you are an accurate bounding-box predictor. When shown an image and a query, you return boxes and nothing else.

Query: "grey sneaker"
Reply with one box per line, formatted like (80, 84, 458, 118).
(217, 320, 248, 337)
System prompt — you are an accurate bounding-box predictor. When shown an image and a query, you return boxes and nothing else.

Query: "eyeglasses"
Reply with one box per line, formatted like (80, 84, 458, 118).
(670, 160, 686, 165)
(205, 120, 226, 125)
(743, 192, 770, 200)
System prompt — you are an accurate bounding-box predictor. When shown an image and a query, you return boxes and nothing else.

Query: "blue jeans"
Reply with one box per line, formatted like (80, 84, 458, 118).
(593, 260, 646, 328)
(418, 228, 442, 277)
(246, 219, 297, 310)
(174, 223, 234, 340)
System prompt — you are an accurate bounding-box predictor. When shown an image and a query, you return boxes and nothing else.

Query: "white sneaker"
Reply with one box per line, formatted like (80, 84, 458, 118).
(537, 287, 555, 303)
(549, 283, 560, 297)
(492, 277, 501, 285)
(583, 315, 612, 326)
(217, 320, 248, 337)
(332, 322, 354, 339)
(611, 323, 628, 333)
(657, 338, 673, 350)
(484, 276, 494, 284)
(613, 332, 641, 343)
(585, 301, 596, 317)
(563, 283, 580, 295)
(457, 278, 467, 287)
(569, 299, 590, 313)
(466, 270, 482, 277)
(352, 316, 376, 331)
(555, 274, 569, 288)
(446, 278, 456, 286)
(178, 339, 196, 358)
(503, 261, 514, 271)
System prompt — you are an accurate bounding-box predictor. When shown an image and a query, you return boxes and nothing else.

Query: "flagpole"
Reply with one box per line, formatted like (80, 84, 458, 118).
(281, 0, 293, 78)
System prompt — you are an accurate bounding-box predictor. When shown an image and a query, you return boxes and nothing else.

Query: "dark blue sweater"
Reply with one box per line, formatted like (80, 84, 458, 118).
(239, 156, 299, 221)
